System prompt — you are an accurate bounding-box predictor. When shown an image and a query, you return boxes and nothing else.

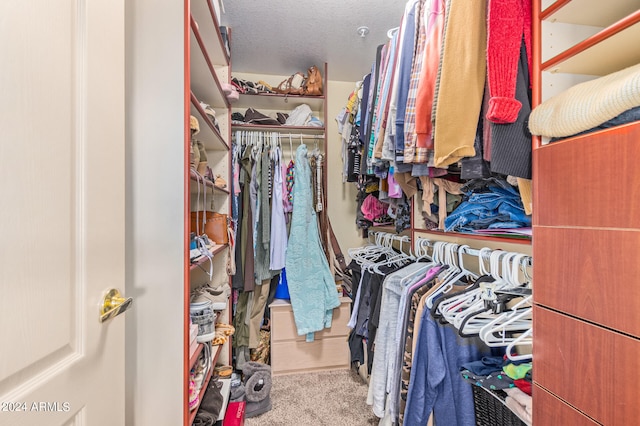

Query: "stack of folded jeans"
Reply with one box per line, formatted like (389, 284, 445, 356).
(444, 177, 530, 232)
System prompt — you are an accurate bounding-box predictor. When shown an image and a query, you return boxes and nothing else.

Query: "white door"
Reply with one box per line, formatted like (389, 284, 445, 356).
(0, 0, 127, 425)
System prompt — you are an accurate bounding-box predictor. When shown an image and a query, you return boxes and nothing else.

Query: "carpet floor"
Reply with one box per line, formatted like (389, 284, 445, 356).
(244, 368, 378, 425)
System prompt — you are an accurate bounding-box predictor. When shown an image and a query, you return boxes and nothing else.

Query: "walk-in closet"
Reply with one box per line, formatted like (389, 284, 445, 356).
(4, 0, 639, 425)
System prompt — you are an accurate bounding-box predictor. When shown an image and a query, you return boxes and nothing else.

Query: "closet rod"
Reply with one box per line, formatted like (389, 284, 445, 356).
(414, 237, 532, 265)
(235, 131, 325, 140)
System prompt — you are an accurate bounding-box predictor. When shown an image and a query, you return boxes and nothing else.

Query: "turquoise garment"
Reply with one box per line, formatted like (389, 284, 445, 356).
(285, 144, 340, 342)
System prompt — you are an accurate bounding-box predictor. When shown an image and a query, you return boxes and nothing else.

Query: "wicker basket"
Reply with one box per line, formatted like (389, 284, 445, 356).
(471, 386, 527, 426)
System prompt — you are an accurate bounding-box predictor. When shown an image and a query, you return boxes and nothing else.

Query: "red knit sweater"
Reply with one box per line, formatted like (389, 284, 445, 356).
(486, 0, 532, 124)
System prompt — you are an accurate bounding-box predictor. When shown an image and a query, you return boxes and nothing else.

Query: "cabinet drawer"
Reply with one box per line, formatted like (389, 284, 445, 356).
(534, 384, 598, 425)
(534, 121, 640, 229)
(270, 336, 350, 376)
(271, 300, 350, 342)
(534, 306, 640, 425)
(534, 226, 640, 337)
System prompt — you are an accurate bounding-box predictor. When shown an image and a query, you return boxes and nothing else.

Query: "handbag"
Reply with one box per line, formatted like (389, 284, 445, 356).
(303, 65, 323, 96)
(274, 71, 306, 95)
(191, 211, 229, 245)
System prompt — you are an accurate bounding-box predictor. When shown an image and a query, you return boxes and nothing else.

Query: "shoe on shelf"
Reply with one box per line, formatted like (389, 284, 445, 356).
(191, 283, 229, 311)
(214, 365, 233, 379)
(214, 174, 227, 189)
(189, 375, 199, 411)
(216, 322, 235, 337)
(190, 115, 200, 136)
(190, 299, 216, 342)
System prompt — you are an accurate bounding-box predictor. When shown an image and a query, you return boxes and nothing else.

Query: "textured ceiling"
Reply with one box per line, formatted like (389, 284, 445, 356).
(220, 0, 407, 82)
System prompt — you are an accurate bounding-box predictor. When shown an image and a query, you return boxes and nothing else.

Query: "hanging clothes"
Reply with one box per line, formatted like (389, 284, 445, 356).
(403, 296, 493, 426)
(432, 0, 488, 169)
(402, 0, 428, 165)
(269, 145, 287, 271)
(489, 43, 532, 179)
(413, 0, 445, 164)
(369, 261, 429, 418)
(394, 0, 419, 166)
(285, 144, 340, 342)
(485, 0, 533, 179)
(253, 147, 275, 284)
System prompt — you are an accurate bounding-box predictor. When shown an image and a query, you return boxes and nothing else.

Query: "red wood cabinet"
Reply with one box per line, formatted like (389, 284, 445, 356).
(532, 1, 640, 423)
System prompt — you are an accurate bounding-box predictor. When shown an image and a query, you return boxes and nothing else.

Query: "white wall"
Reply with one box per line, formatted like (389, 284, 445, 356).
(326, 80, 368, 260)
(125, 1, 185, 424)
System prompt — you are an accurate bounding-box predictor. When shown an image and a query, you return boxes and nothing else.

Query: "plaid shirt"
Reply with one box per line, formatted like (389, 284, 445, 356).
(403, 0, 428, 163)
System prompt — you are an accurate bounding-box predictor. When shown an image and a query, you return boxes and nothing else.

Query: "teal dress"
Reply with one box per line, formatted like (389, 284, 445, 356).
(285, 144, 340, 342)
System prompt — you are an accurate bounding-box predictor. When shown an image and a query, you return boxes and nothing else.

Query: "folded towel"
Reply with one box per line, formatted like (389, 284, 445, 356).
(505, 395, 532, 425)
(529, 63, 640, 138)
(504, 387, 532, 413)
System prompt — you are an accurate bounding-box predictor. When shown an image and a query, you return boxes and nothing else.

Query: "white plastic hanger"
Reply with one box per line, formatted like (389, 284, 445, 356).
(439, 250, 513, 327)
(426, 244, 478, 310)
(505, 328, 533, 362)
(460, 253, 532, 337)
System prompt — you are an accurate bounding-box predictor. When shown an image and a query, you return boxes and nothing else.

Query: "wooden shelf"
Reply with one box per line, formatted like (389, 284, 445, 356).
(234, 92, 325, 112)
(190, 0, 229, 68)
(189, 342, 205, 370)
(190, 170, 230, 194)
(413, 229, 532, 245)
(188, 344, 224, 425)
(190, 16, 229, 110)
(190, 244, 228, 271)
(541, 0, 639, 27)
(191, 92, 229, 151)
(231, 123, 325, 135)
(541, 9, 640, 75)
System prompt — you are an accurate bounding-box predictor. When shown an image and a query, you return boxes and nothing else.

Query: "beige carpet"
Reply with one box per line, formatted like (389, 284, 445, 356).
(244, 369, 379, 426)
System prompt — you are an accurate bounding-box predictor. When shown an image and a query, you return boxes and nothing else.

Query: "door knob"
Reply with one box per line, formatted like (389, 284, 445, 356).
(100, 289, 133, 323)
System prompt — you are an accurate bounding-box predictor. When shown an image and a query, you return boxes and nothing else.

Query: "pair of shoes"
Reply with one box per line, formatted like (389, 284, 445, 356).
(216, 322, 235, 337)
(245, 395, 272, 418)
(191, 284, 229, 311)
(190, 300, 216, 343)
(211, 330, 228, 346)
(214, 365, 233, 379)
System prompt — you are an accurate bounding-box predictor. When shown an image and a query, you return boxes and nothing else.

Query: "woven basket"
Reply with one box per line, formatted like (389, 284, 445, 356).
(472, 386, 527, 426)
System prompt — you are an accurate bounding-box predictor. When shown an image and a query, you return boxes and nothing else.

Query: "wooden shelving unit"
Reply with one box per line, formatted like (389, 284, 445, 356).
(532, 0, 640, 423)
(185, 1, 232, 425)
(230, 63, 329, 202)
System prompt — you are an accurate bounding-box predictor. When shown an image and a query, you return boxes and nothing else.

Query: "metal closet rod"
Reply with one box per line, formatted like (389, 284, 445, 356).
(235, 131, 325, 140)
(414, 236, 532, 266)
